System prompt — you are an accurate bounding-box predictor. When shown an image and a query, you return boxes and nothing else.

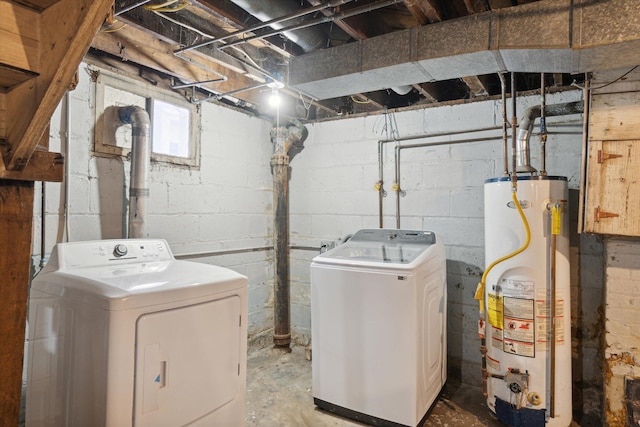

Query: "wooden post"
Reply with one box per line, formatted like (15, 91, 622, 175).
(0, 180, 34, 426)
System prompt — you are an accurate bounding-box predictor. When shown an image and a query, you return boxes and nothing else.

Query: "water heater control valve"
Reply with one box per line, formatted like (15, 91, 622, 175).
(505, 369, 529, 395)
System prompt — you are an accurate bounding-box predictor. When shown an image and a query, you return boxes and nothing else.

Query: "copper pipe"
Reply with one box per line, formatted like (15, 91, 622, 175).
(498, 72, 509, 176)
(511, 72, 518, 190)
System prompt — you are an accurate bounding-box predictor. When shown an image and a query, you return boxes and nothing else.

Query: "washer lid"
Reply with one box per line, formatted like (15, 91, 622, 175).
(315, 229, 437, 266)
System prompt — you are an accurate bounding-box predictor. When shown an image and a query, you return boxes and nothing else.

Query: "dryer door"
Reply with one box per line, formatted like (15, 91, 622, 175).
(133, 296, 242, 426)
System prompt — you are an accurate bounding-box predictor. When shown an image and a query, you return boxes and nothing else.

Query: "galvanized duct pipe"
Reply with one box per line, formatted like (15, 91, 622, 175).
(271, 119, 308, 348)
(515, 100, 584, 173)
(118, 106, 151, 239)
(228, 0, 411, 95)
(229, 0, 332, 52)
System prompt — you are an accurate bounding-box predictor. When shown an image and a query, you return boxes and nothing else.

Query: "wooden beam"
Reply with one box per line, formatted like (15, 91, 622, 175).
(307, 0, 370, 39)
(553, 73, 564, 86)
(463, 75, 489, 97)
(0, 92, 5, 141)
(0, 180, 34, 426)
(0, 150, 64, 182)
(3, 0, 113, 172)
(0, 2, 40, 74)
(404, 0, 443, 23)
(411, 83, 438, 103)
(403, 0, 429, 25)
(91, 25, 265, 105)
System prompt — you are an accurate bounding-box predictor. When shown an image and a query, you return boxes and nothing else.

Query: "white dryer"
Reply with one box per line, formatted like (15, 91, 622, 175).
(26, 239, 248, 427)
(311, 229, 447, 427)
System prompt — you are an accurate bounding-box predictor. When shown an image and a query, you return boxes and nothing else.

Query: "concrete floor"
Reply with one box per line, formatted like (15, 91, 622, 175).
(245, 346, 503, 427)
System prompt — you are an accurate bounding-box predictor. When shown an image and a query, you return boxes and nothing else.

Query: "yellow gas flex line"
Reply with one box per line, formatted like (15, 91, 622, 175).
(474, 189, 531, 314)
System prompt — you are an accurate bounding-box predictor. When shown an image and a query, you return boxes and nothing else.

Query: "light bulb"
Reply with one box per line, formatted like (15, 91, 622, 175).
(268, 89, 281, 107)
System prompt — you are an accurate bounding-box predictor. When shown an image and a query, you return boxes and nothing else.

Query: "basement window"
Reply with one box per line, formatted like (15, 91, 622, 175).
(93, 68, 200, 168)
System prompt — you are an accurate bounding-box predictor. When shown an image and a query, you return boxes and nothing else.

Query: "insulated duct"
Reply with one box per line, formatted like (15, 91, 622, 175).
(118, 106, 151, 239)
(515, 100, 584, 173)
(289, 0, 640, 100)
(271, 119, 308, 348)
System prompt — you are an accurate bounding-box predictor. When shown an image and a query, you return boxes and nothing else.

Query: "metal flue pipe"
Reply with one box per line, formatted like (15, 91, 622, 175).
(118, 106, 151, 239)
(271, 119, 308, 348)
(515, 100, 584, 173)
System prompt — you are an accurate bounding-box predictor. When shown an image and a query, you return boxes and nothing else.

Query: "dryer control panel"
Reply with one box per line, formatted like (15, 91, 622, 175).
(349, 229, 436, 245)
(46, 239, 174, 270)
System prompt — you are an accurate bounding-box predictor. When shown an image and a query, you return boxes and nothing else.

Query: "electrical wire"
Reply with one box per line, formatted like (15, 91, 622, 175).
(571, 65, 638, 90)
(350, 96, 371, 104)
(144, 0, 189, 12)
(102, 22, 128, 32)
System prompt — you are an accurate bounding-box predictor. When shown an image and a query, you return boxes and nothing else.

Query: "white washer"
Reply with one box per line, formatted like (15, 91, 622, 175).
(311, 229, 447, 427)
(26, 239, 248, 427)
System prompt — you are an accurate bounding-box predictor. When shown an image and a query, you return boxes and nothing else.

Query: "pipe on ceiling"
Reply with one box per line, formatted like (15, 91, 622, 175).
(118, 106, 151, 239)
(229, 0, 331, 53)
(228, 0, 412, 95)
(515, 100, 584, 173)
(271, 118, 308, 349)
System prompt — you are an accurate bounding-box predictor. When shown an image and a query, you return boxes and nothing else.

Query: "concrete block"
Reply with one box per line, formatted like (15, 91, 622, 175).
(399, 216, 422, 230)
(290, 258, 312, 284)
(291, 303, 311, 331)
(166, 184, 217, 214)
(421, 159, 494, 189)
(310, 214, 363, 240)
(148, 214, 201, 243)
(448, 138, 503, 162)
(198, 214, 250, 241)
(391, 142, 450, 166)
(450, 188, 484, 218)
(423, 217, 485, 247)
(290, 214, 312, 237)
(248, 284, 272, 314)
(402, 189, 450, 217)
(364, 109, 424, 138)
(290, 281, 310, 306)
(311, 118, 366, 143)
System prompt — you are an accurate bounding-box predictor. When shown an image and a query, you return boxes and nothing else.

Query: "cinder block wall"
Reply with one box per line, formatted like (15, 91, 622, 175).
(290, 90, 604, 422)
(30, 64, 276, 345)
(604, 235, 640, 426)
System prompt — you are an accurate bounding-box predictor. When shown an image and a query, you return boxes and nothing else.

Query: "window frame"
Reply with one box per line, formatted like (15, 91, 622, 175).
(93, 66, 201, 168)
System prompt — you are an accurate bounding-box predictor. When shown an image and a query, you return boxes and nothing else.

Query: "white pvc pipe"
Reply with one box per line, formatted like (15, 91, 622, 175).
(118, 106, 151, 238)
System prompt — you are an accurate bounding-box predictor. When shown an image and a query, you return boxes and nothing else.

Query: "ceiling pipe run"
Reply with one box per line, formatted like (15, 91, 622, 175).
(229, 0, 335, 52)
(118, 106, 151, 239)
(271, 119, 308, 349)
(515, 100, 584, 173)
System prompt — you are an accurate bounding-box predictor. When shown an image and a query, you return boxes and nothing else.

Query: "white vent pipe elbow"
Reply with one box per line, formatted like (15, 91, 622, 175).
(118, 106, 151, 238)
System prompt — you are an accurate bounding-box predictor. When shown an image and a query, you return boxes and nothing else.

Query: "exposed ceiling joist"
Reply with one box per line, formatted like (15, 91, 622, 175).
(403, 0, 443, 24)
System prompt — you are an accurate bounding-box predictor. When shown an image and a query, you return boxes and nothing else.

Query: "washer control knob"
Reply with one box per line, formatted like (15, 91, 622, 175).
(113, 244, 128, 257)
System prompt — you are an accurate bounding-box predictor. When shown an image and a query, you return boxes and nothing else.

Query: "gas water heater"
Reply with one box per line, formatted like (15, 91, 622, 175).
(482, 176, 571, 426)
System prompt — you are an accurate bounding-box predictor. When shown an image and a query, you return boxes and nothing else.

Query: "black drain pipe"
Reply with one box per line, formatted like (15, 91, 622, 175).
(271, 119, 308, 348)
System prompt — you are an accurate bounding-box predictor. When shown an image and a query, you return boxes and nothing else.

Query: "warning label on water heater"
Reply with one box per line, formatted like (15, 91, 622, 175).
(535, 289, 566, 349)
(487, 293, 504, 329)
(502, 297, 535, 358)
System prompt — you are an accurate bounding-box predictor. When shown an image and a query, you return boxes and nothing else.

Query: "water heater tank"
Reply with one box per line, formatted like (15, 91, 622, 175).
(483, 176, 572, 427)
